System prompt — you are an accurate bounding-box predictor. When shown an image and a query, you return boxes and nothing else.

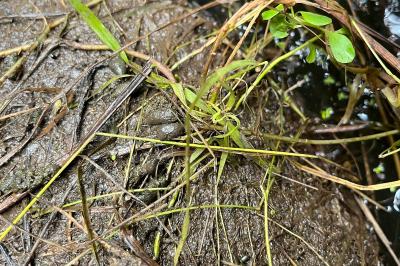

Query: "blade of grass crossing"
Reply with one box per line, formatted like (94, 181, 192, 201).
(216, 139, 229, 264)
(174, 207, 190, 265)
(264, 161, 275, 266)
(77, 164, 100, 264)
(69, 0, 129, 63)
(153, 231, 161, 260)
(95, 132, 316, 158)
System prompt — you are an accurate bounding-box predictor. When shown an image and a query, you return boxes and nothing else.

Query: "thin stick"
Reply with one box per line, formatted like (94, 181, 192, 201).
(63, 41, 175, 82)
(95, 132, 317, 158)
(260, 129, 400, 145)
(355, 196, 400, 265)
(0, 106, 41, 122)
(294, 161, 400, 191)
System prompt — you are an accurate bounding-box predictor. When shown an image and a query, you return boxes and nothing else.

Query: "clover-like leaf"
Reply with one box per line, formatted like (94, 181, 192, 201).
(321, 107, 334, 120)
(327, 31, 355, 63)
(262, 9, 279, 20)
(270, 14, 290, 39)
(261, 4, 284, 20)
(306, 44, 316, 63)
(300, 11, 332, 26)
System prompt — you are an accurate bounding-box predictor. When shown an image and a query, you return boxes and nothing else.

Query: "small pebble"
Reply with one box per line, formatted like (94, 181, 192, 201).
(144, 108, 177, 125)
(149, 123, 184, 140)
(108, 57, 126, 75)
(240, 255, 250, 264)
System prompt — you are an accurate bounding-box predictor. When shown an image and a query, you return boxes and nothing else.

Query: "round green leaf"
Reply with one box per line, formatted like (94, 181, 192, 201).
(321, 107, 334, 120)
(262, 9, 279, 20)
(327, 32, 355, 64)
(300, 11, 332, 26)
(306, 45, 316, 63)
(261, 5, 284, 21)
(270, 14, 290, 39)
(271, 30, 288, 39)
(276, 4, 284, 11)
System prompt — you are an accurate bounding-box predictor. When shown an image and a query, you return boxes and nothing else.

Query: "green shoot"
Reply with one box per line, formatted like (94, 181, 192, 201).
(69, 0, 129, 63)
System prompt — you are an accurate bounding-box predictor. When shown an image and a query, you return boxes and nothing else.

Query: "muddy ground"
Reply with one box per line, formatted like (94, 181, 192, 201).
(0, 0, 384, 265)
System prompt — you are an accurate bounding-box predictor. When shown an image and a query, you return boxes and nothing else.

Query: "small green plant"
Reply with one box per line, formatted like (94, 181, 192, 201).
(373, 163, 385, 174)
(261, 5, 355, 64)
(321, 106, 334, 120)
(337, 91, 348, 101)
(323, 75, 336, 85)
(306, 44, 317, 63)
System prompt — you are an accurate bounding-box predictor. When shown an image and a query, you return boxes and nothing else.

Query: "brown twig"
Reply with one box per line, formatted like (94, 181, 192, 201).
(355, 196, 400, 265)
(311, 123, 369, 134)
(63, 40, 176, 82)
(0, 191, 30, 214)
(0, 106, 41, 122)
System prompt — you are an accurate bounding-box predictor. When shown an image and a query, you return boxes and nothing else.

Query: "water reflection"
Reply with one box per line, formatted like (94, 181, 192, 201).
(384, 0, 400, 37)
(394, 189, 400, 212)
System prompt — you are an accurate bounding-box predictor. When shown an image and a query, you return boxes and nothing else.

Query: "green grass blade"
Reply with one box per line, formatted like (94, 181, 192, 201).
(153, 231, 161, 260)
(200, 59, 256, 102)
(69, 0, 129, 63)
(183, 88, 213, 114)
(217, 140, 229, 182)
(77, 164, 100, 264)
(174, 208, 190, 265)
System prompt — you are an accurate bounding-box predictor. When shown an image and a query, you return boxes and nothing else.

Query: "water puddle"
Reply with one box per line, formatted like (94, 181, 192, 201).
(384, 0, 400, 38)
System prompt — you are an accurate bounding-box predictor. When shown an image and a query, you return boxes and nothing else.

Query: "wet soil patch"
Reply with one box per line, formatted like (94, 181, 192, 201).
(0, 0, 386, 265)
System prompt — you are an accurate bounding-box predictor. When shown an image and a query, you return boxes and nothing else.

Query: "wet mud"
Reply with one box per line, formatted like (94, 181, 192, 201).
(0, 0, 385, 265)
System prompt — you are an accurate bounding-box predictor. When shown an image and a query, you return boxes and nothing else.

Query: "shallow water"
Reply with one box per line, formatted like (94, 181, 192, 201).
(349, 0, 400, 261)
(384, 0, 400, 38)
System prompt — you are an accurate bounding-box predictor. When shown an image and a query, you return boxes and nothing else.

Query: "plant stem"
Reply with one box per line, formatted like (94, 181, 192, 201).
(260, 129, 399, 145)
(236, 34, 321, 108)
